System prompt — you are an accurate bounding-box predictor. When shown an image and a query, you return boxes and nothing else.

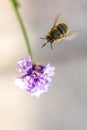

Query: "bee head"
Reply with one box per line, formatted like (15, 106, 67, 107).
(46, 35, 54, 43)
(40, 35, 53, 49)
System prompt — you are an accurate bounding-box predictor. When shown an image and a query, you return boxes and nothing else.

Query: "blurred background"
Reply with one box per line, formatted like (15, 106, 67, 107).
(0, 0, 87, 130)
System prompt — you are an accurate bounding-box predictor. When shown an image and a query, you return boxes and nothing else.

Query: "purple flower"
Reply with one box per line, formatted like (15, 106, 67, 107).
(17, 57, 32, 75)
(15, 56, 55, 97)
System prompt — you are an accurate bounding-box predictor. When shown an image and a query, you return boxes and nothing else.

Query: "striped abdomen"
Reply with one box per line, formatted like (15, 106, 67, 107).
(57, 23, 69, 36)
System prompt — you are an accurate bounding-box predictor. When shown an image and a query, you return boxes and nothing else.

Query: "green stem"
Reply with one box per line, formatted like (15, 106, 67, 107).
(10, 0, 33, 59)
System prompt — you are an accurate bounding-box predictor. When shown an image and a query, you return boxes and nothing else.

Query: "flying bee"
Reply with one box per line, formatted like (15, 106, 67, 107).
(41, 13, 78, 49)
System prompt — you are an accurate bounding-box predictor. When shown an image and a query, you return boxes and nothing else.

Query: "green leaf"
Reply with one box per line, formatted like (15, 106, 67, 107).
(11, 0, 20, 9)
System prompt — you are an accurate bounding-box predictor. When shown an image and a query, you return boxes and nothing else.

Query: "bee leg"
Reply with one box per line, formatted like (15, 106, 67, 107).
(50, 43, 53, 49)
(42, 43, 47, 48)
(40, 37, 46, 39)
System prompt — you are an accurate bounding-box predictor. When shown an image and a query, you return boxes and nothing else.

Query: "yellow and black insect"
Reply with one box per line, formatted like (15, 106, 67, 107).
(41, 13, 78, 49)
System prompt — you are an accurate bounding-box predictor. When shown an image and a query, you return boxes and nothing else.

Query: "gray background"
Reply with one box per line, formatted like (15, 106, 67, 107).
(0, 0, 87, 130)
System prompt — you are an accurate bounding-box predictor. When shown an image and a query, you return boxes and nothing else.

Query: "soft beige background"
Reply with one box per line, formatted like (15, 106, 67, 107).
(0, 0, 87, 130)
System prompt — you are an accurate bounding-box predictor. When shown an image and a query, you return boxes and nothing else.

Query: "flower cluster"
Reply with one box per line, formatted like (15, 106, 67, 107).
(15, 56, 55, 97)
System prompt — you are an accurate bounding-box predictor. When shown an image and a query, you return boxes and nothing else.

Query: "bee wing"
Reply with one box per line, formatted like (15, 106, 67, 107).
(64, 31, 79, 40)
(52, 12, 61, 27)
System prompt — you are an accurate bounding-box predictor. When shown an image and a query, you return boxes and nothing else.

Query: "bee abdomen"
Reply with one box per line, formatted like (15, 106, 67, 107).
(57, 23, 68, 35)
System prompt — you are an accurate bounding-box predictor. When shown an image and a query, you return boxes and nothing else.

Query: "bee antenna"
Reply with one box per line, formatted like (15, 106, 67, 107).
(40, 37, 46, 39)
(42, 43, 47, 48)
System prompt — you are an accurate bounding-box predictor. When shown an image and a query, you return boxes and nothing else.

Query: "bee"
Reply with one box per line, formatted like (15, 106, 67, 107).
(41, 13, 78, 49)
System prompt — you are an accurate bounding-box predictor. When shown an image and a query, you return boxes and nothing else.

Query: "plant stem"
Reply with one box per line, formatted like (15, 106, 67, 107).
(11, 0, 33, 59)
